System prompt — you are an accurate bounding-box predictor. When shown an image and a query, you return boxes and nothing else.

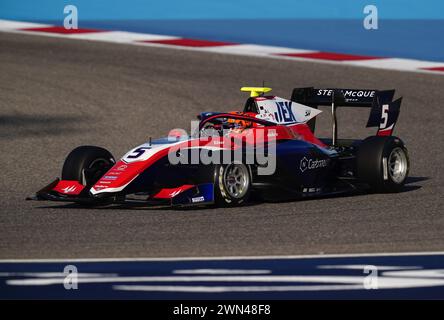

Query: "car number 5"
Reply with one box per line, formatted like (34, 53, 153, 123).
(380, 104, 389, 129)
(127, 147, 151, 159)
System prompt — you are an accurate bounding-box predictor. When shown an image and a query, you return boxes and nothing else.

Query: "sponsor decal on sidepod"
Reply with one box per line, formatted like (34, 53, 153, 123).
(300, 157, 329, 173)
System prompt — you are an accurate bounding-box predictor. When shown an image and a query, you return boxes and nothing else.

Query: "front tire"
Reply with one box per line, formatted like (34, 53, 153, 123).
(357, 136, 409, 193)
(215, 163, 251, 206)
(62, 146, 115, 186)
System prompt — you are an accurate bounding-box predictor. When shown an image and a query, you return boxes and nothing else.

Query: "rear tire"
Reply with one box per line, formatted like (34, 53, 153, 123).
(62, 146, 115, 186)
(215, 163, 251, 206)
(357, 136, 409, 193)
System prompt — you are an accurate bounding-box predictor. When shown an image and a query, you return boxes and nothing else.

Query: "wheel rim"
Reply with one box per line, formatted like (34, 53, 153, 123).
(388, 147, 408, 184)
(223, 164, 249, 199)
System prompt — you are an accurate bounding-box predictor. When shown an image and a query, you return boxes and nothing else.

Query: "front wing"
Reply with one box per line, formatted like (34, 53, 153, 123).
(27, 179, 215, 207)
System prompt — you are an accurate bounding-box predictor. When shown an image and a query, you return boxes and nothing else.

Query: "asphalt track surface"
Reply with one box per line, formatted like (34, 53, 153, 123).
(0, 32, 443, 259)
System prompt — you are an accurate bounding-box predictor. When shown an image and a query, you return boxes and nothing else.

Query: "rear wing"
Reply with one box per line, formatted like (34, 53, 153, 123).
(291, 87, 402, 145)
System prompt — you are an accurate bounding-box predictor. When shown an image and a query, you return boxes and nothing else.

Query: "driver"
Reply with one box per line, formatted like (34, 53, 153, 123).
(225, 119, 251, 134)
(225, 112, 253, 134)
(199, 113, 255, 138)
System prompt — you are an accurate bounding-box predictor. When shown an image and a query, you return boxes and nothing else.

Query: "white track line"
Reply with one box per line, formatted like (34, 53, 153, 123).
(0, 20, 50, 30)
(68, 31, 180, 43)
(1, 251, 444, 263)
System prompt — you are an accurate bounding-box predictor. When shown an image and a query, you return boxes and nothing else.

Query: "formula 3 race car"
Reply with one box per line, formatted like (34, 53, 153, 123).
(28, 86, 409, 207)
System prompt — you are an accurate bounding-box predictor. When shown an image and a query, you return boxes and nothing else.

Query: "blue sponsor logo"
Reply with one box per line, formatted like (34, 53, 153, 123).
(103, 175, 118, 180)
(274, 101, 296, 123)
(191, 196, 205, 203)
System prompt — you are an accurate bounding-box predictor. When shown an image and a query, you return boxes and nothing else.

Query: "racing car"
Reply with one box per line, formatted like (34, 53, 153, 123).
(28, 86, 409, 207)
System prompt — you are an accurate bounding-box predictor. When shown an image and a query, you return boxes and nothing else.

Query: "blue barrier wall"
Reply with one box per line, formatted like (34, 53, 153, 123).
(1, 0, 443, 61)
